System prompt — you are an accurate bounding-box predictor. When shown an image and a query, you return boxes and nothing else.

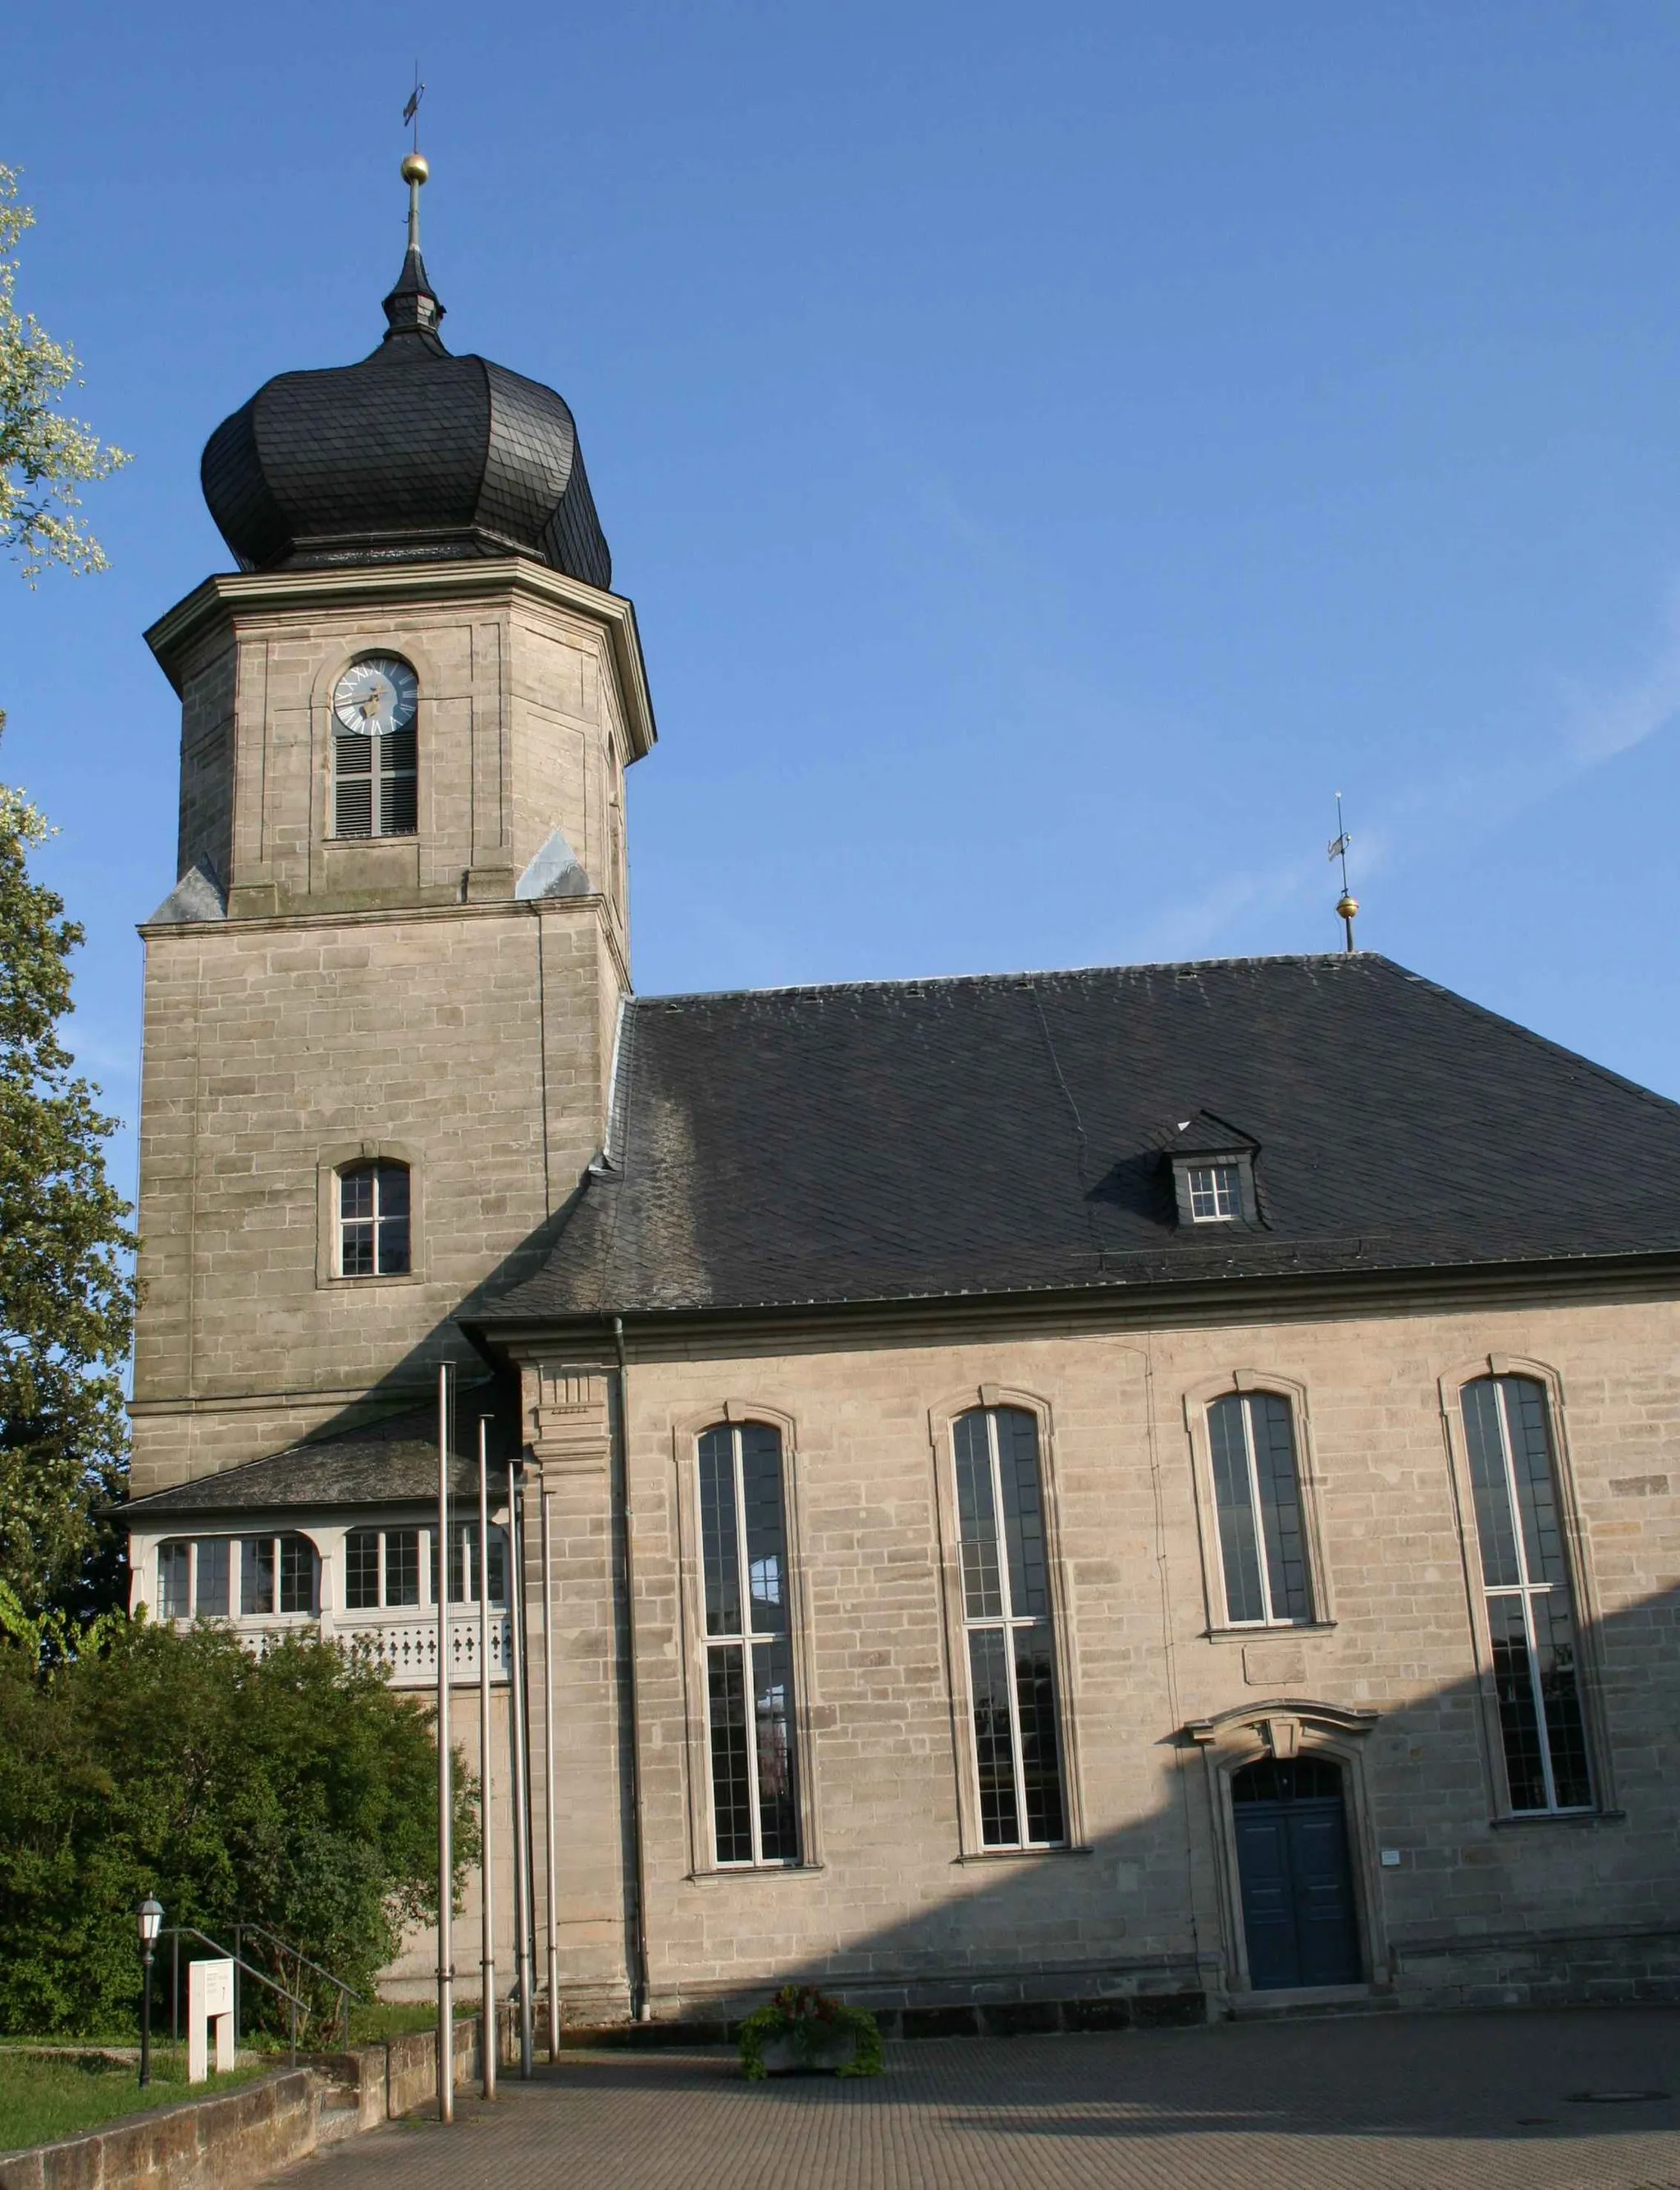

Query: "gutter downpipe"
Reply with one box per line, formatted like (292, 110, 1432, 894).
(612, 1313, 652, 2023)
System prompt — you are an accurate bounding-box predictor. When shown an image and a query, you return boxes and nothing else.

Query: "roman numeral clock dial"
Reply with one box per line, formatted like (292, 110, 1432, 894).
(332, 656, 418, 737)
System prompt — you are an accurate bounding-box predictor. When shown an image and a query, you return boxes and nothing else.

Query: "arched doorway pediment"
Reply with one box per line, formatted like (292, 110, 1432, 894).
(1185, 1699, 1378, 1760)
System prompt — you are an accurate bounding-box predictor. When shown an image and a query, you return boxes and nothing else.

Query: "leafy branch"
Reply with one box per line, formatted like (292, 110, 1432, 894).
(0, 164, 130, 585)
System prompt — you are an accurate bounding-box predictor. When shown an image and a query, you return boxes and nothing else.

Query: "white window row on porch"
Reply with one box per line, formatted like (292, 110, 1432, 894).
(128, 1519, 512, 1688)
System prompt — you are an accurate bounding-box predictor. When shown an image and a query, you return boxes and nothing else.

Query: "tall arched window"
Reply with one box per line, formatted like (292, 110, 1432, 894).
(952, 1406, 1066, 1848)
(337, 1161, 410, 1277)
(1460, 1375, 1592, 1814)
(1207, 1391, 1314, 1627)
(696, 1421, 799, 1866)
(331, 655, 418, 838)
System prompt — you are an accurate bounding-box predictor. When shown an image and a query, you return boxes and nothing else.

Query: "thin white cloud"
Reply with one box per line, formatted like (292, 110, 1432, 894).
(1130, 582, 1680, 961)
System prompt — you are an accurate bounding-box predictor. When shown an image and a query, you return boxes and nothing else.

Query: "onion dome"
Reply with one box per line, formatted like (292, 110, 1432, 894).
(200, 156, 610, 586)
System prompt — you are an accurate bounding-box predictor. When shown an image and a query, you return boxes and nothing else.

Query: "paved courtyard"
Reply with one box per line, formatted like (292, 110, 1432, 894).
(280, 2008, 1680, 2190)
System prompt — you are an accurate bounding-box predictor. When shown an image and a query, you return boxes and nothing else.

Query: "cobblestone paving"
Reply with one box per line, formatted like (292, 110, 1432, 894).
(279, 2009, 1680, 2190)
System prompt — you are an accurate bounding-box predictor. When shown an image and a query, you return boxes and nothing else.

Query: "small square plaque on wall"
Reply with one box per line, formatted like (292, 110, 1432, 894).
(1242, 1641, 1306, 1687)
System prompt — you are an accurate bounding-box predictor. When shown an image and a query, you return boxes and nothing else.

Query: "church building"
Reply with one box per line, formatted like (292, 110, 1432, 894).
(121, 158, 1680, 2032)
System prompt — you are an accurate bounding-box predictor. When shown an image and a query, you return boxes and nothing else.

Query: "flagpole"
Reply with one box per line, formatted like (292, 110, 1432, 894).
(477, 1417, 497, 2100)
(541, 1486, 559, 2059)
(506, 1459, 535, 2078)
(436, 1362, 454, 2124)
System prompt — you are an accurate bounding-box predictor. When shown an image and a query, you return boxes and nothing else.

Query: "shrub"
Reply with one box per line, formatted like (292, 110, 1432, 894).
(0, 1621, 474, 2037)
(737, 1985, 883, 2080)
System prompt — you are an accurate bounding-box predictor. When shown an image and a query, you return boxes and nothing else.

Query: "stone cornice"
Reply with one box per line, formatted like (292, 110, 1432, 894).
(475, 1247, 1680, 1366)
(144, 555, 657, 761)
(138, 889, 632, 992)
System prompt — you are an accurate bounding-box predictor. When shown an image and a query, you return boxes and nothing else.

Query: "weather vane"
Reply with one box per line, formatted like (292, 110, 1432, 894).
(400, 66, 429, 254)
(1327, 792, 1358, 954)
(403, 65, 426, 153)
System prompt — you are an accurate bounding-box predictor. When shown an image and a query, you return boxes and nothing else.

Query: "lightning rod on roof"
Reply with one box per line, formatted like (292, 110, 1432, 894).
(1327, 792, 1358, 954)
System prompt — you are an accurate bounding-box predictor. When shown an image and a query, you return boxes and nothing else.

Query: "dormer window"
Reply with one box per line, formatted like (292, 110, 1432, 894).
(1187, 1164, 1241, 1222)
(1162, 1112, 1262, 1230)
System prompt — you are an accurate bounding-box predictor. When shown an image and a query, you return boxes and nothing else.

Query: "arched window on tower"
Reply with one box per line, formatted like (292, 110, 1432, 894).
(331, 655, 418, 838)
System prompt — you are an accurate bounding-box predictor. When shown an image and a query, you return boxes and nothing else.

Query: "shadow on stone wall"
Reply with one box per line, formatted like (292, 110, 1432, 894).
(637, 1574, 1680, 2031)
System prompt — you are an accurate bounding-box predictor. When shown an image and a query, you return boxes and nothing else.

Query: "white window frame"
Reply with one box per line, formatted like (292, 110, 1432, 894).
(238, 1531, 321, 1617)
(158, 1537, 228, 1620)
(1187, 1164, 1239, 1221)
(336, 1159, 412, 1280)
(1459, 1372, 1595, 1817)
(1184, 1373, 1334, 1641)
(673, 1403, 821, 1880)
(343, 1524, 429, 1611)
(1208, 1389, 1316, 1629)
(696, 1421, 801, 1869)
(951, 1405, 1070, 1850)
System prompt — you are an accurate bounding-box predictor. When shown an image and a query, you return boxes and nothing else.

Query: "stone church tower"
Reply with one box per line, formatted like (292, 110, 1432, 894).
(130, 158, 655, 1499)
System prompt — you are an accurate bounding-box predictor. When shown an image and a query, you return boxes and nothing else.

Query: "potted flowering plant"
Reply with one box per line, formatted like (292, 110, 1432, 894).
(737, 1985, 884, 2080)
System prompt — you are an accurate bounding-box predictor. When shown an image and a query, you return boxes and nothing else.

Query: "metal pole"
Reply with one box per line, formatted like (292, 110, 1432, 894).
(171, 1931, 179, 2047)
(139, 1946, 153, 2087)
(436, 1362, 454, 2124)
(541, 1485, 560, 2060)
(477, 1417, 497, 2100)
(506, 1460, 534, 2078)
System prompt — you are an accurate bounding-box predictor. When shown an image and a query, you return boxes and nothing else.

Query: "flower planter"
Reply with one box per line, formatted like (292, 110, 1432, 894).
(738, 1986, 884, 2080)
(756, 2029, 859, 2077)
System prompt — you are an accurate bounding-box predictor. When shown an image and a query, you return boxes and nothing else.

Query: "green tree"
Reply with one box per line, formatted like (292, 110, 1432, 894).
(1, 164, 130, 582)
(1, 162, 136, 1631)
(0, 1622, 475, 2036)
(0, 761, 136, 1627)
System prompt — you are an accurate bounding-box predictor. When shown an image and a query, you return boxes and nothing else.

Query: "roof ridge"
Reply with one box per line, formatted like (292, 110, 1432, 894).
(1384, 964, 1680, 1125)
(632, 951, 1378, 1010)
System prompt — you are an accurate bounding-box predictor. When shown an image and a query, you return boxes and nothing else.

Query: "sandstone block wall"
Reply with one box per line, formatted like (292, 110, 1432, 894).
(517, 1293, 1680, 2020)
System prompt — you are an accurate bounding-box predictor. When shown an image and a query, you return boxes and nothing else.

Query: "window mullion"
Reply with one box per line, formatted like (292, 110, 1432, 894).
(1240, 1397, 1276, 1626)
(1494, 1383, 1535, 1595)
(728, 1426, 763, 1866)
(988, 1409, 1031, 1846)
(1520, 1582, 1559, 1813)
(1495, 1381, 1559, 1810)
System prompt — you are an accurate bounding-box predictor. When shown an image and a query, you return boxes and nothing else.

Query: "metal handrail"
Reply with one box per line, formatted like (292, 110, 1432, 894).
(164, 1925, 311, 2065)
(234, 1920, 359, 2045)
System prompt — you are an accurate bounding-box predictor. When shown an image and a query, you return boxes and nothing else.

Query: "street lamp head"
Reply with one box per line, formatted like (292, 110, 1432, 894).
(137, 1897, 163, 1947)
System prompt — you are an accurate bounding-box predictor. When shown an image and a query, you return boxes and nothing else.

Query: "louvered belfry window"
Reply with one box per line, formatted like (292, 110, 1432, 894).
(334, 720, 418, 838)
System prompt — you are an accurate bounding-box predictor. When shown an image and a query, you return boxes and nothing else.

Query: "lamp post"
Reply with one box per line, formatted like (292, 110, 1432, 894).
(136, 1898, 163, 2086)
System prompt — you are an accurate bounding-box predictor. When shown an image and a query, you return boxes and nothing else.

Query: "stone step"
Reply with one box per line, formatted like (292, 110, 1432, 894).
(316, 2103, 365, 2145)
(1228, 1983, 1399, 2021)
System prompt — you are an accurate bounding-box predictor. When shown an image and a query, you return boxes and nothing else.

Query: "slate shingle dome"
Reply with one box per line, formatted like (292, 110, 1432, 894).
(199, 184, 611, 586)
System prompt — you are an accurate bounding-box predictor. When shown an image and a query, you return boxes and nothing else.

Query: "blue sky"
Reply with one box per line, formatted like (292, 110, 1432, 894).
(6, 2, 1680, 1209)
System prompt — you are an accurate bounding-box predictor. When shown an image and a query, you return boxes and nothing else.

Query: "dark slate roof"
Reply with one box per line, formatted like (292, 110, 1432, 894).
(201, 241, 610, 586)
(480, 953, 1680, 1323)
(121, 1391, 497, 1520)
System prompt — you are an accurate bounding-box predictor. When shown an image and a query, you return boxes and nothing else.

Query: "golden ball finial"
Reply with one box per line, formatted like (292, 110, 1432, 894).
(401, 152, 430, 186)
(1337, 892, 1359, 921)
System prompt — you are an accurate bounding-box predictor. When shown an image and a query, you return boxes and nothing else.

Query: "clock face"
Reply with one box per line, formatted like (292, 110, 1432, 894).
(332, 655, 418, 737)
